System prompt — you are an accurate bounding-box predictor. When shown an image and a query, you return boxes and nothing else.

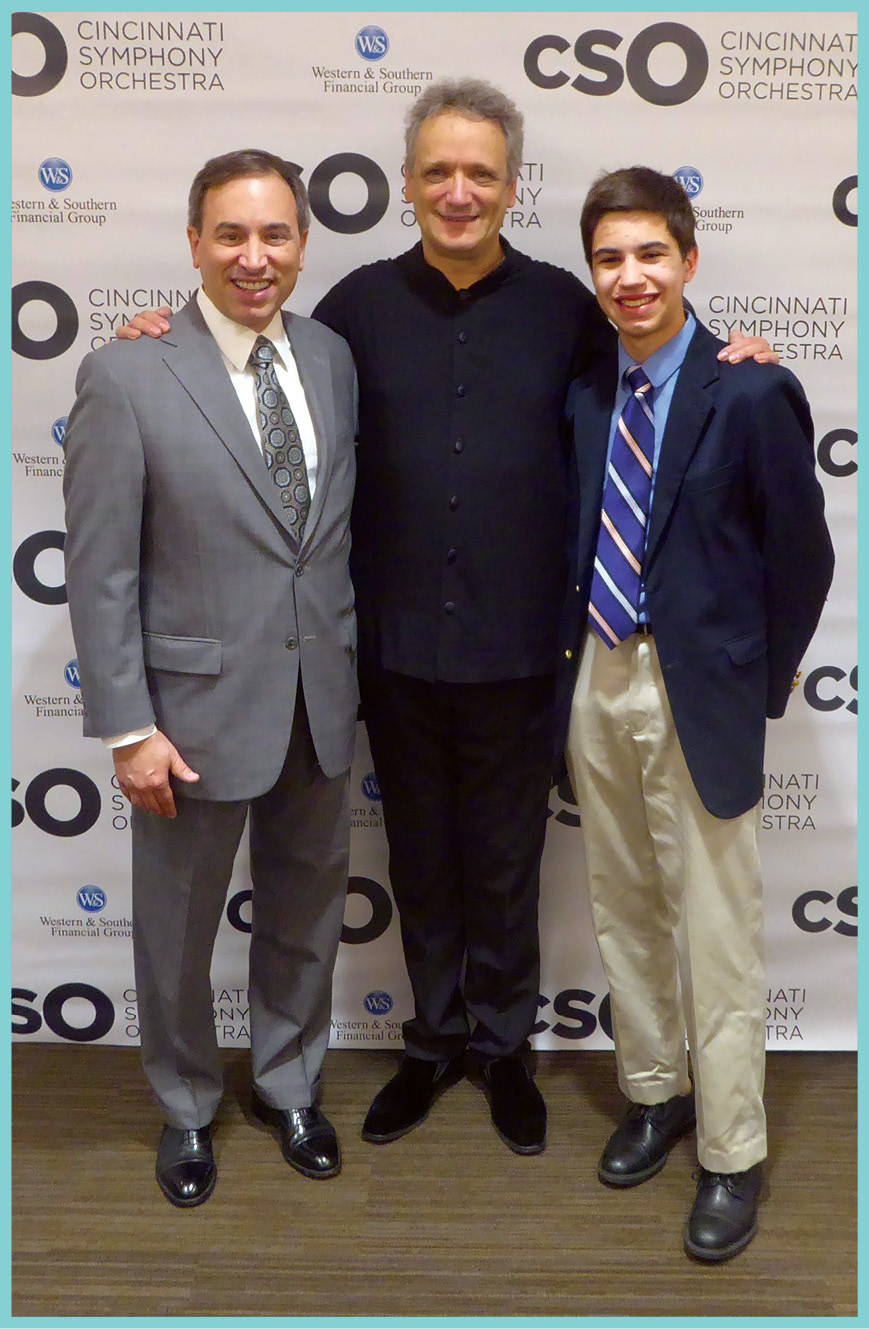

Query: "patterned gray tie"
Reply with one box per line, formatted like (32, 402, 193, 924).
(248, 334, 310, 538)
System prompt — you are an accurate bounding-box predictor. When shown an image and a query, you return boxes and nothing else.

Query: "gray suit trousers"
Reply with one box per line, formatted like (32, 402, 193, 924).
(131, 689, 350, 1128)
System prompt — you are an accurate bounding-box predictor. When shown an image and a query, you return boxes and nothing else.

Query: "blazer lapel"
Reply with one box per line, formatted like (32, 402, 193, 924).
(645, 330, 719, 563)
(573, 360, 618, 571)
(284, 312, 335, 549)
(159, 298, 304, 544)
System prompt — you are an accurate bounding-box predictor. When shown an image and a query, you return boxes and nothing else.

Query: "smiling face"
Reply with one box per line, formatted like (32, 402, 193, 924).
(590, 211, 698, 362)
(187, 172, 308, 332)
(404, 110, 517, 275)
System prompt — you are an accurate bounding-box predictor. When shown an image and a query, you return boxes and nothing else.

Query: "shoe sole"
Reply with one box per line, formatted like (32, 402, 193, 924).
(156, 1169, 216, 1208)
(251, 1097, 342, 1179)
(361, 1059, 465, 1144)
(492, 1124, 546, 1156)
(683, 1216, 759, 1262)
(598, 1113, 697, 1188)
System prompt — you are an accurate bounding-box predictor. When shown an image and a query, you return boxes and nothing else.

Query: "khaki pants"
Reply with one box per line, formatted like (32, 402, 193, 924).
(566, 630, 767, 1172)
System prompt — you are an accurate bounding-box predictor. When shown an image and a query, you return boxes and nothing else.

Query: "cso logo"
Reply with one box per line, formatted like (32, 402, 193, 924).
(52, 417, 68, 448)
(363, 990, 393, 1015)
(355, 25, 389, 60)
(674, 166, 703, 198)
(12, 983, 114, 1041)
(832, 175, 857, 227)
(792, 886, 856, 937)
(524, 23, 709, 106)
(361, 771, 381, 800)
(227, 875, 394, 944)
(305, 154, 389, 235)
(12, 13, 68, 97)
(12, 769, 101, 837)
(534, 989, 613, 1041)
(77, 886, 107, 913)
(64, 659, 80, 689)
(13, 530, 66, 605)
(817, 428, 856, 478)
(803, 665, 857, 715)
(12, 282, 79, 360)
(38, 156, 72, 191)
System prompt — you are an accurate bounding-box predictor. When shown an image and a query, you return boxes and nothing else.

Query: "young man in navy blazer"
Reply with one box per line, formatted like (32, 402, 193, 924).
(561, 167, 834, 1261)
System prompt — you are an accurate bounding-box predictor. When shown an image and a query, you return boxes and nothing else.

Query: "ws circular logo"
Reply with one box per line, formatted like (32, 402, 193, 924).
(673, 166, 703, 198)
(76, 886, 107, 913)
(363, 990, 393, 1015)
(38, 157, 72, 191)
(361, 771, 381, 800)
(355, 25, 389, 60)
(64, 659, 80, 689)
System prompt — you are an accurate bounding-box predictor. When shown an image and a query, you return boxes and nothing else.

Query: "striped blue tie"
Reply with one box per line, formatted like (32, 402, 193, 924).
(588, 365, 654, 648)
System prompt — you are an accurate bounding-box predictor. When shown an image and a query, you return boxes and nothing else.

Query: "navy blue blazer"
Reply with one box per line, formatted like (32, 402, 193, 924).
(557, 319, 834, 819)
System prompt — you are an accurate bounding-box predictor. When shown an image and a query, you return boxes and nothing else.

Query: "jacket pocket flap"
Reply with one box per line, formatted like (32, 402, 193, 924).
(142, 631, 222, 675)
(725, 632, 766, 666)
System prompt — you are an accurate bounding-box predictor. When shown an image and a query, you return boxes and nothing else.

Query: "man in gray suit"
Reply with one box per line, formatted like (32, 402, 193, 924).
(62, 149, 358, 1206)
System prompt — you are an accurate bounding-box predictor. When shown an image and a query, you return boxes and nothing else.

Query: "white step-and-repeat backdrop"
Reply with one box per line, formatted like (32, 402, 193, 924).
(12, 12, 857, 1055)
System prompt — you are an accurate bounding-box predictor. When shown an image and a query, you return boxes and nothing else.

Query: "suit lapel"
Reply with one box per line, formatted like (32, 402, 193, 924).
(284, 311, 335, 549)
(645, 327, 719, 563)
(159, 298, 304, 544)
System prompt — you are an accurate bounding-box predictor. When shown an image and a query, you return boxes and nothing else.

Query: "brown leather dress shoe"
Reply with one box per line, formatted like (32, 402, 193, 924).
(155, 1123, 216, 1207)
(598, 1093, 696, 1186)
(251, 1091, 341, 1179)
(684, 1163, 763, 1261)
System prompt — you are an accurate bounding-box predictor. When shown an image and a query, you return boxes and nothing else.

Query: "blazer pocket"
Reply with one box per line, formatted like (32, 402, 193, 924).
(142, 631, 222, 675)
(724, 631, 766, 666)
(682, 460, 741, 494)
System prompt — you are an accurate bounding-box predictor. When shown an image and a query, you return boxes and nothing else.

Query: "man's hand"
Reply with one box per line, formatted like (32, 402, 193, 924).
(115, 305, 173, 340)
(113, 729, 199, 817)
(718, 328, 780, 365)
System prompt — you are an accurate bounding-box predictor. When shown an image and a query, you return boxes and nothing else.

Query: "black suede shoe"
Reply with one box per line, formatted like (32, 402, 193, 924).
(684, 1163, 763, 1261)
(362, 1054, 465, 1142)
(598, 1093, 696, 1186)
(482, 1057, 546, 1155)
(155, 1124, 216, 1208)
(251, 1091, 341, 1179)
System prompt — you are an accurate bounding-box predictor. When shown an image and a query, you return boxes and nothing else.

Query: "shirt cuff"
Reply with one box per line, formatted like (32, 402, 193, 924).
(102, 725, 157, 749)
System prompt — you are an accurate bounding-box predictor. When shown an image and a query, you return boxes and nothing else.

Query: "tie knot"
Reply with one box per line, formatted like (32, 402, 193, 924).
(250, 335, 275, 369)
(625, 366, 651, 397)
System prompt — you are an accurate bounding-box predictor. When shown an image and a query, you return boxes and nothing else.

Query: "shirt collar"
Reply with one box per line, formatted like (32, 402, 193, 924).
(196, 287, 290, 373)
(618, 311, 696, 392)
(399, 236, 522, 300)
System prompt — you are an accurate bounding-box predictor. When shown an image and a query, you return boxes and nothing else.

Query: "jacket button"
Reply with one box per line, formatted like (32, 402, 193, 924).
(457, 331, 468, 344)
(565, 649, 573, 660)
(446, 548, 457, 563)
(456, 384, 466, 397)
(453, 439, 464, 454)
(449, 494, 459, 510)
(294, 564, 304, 577)
(444, 602, 455, 614)
(286, 638, 298, 651)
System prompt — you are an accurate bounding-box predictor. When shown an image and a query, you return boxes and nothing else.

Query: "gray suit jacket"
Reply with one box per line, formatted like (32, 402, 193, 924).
(63, 296, 359, 799)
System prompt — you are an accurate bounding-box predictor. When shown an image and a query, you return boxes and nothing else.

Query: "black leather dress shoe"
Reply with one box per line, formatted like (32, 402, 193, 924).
(155, 1124, 216, 1208)
(598, 1093, 696, 1186)
(482, 1057, 546, 1155)
(362, 1054, 465, 1142)
(684, 1163, 763, 1261)
(251, 1092, 341, 1179)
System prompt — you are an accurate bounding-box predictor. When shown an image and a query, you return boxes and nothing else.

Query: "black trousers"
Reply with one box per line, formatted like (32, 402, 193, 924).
(359, 663, 556, 1060)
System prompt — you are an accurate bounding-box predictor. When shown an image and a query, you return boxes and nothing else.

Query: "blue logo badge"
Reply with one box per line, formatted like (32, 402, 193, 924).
(363, 990, 393, 1015)
(38, 157, 73, 192)
(355, 25, 389, 60)
(361, 771, 381, 801)
(64, 659, 80, 689)
(77, 886, 106, 912)
(673, 166, 703, 198)
(51, 417, 67, 447)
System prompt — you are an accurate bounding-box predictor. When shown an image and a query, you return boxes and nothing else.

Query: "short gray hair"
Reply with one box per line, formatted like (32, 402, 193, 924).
(404, 78, 524, 181)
